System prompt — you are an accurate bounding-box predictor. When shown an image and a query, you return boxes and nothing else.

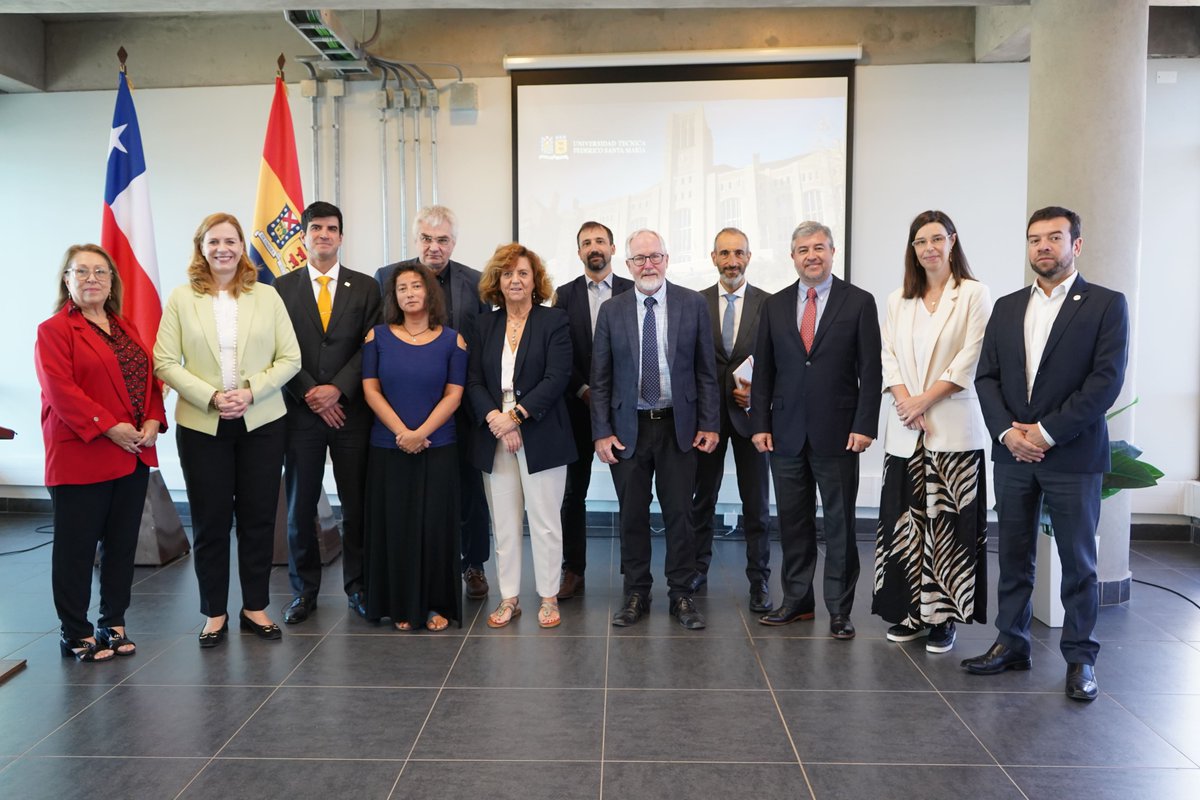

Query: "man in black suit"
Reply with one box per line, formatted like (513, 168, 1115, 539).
(751, 221, 882, 640)
(690, 228, 772, 612)
(962, 206, 1128, 702)
(554, 221, 634, 600)
(592, 229, 720, 630)
(375, 205, 492, 600)
(276, 201, 382, 623)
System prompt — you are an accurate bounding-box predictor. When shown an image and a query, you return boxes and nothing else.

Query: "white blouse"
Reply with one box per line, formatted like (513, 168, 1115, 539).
(213, 290, 238, 391)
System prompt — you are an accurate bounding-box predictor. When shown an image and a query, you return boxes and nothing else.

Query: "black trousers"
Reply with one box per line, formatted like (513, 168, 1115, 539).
(690, 413, 771, 586)
(49, 461, 149, 640)
(993, 463, 1101, 665)
(177, 417, 287, 618)
(284, 412, 369, 599)
(771, 444, 860, 615)
(560, 397, 595, 575)
(455, 408, 491, 571)
(609, 414, 698, 603)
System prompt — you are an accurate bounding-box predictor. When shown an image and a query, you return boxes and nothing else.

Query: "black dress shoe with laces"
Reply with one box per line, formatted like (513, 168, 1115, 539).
(830, 614, 856, 640)
(283, 597, 316, 625)
(759, 604, 816, 626)
(960, 642, 1032, 675)
(670, 596, 707, 630)
(347, 591, 368, 619)
(612, 594, 649, 627)
(1065, 663, 1099, 701)
(749, 580, 772, 614)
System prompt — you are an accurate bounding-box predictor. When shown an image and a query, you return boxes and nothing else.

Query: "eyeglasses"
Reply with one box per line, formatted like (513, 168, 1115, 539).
(67, 267, 112, 281)
(911, 234, 950, 250)
(418, 234, 453, 247)
(627, 252, 666, 267)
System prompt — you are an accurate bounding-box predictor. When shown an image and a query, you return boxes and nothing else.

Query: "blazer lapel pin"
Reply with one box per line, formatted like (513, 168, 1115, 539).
(344, 281, 351, 287)
(1073, 295, 1081, 301)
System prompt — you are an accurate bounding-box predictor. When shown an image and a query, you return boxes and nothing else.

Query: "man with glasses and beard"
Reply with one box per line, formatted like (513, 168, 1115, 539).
(554, 222, 634, 600)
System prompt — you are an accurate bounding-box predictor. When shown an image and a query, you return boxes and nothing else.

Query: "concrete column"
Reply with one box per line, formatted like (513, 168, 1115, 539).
(1026, 0, 1147, 603)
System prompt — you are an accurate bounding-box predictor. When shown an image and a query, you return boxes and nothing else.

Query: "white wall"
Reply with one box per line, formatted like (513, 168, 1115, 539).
(2, 61, 1196, 516)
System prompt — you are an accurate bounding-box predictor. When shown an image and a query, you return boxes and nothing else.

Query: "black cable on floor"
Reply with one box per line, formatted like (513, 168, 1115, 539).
(0, 524, 55, 557)
(1131, 578, 1200, 612)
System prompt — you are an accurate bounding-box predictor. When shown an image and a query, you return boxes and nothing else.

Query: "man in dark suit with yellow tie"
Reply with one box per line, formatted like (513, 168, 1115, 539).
(591, 229, 720, 630)
(690, 228, 772, 612)
(962, 206, 1129, 702)
(751, 221, 882, 640)
(275, 201, 382, 623)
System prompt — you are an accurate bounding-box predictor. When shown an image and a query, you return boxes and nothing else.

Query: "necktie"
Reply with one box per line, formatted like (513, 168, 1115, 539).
(722, 292, 737, 355)
(800, 286, 817, 352)
(316, 275, 333, 331)
(640, 296, 661, 406)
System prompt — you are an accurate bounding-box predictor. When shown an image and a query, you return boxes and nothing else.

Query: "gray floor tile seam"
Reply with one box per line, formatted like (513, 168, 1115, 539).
(597, 537, 617, 800)
(734, 596, 818, 800)
(1103, 694, 1200, 769)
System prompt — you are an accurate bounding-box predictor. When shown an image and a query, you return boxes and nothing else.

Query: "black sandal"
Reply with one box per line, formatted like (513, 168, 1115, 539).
(97, 626, 137, 657)
(60, 635, 116, 663)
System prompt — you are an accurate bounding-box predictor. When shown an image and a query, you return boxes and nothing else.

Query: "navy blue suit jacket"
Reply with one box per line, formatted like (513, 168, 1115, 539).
(975, 274, 1129, 474)
(554, 272, 635, 398)
(750, 277, 882, 457)
(466, 305, 577, 475)
(590, 281, 720, 458)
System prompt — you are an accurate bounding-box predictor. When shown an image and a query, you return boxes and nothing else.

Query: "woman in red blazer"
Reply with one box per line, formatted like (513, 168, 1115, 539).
(34, 244, 166, 663)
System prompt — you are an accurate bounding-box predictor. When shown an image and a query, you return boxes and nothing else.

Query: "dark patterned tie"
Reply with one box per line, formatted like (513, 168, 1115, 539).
(640, 296, 661, 406)
(800, 286, 817, 352)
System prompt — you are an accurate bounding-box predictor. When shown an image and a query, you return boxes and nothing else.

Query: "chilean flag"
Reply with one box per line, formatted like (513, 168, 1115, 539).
(249, 76, 306, 284)
(101, 71, 162, 342)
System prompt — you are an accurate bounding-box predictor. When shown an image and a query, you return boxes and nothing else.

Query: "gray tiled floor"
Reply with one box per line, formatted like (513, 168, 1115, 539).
(1, 511, 1198, 799)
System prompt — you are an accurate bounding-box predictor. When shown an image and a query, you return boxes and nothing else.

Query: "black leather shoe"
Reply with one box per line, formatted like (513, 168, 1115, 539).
(687, 572, 708, 594)
(960, 642, 1032, 675)
(830, 614, 856, 640)
(198, 618, 228, 649)
(612, 594, 649, 627)
(347, 591, 368, 619)
(1066, 663, 1099, 701)
(759, 604, 816, 626)
(670, 596, 707, 630)
(463, 567, 489, 600)
(749, 580, 772, 614)
(283, 597, 316, 625)
(239, 610, 282, 640)
(557, 570, 585, 600)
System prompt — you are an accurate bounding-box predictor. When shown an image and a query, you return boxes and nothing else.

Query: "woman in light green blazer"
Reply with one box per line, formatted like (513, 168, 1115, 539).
(154, 212, 300, 648)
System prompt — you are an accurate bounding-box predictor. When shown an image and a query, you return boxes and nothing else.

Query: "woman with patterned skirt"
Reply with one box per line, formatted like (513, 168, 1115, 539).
(873, 210, 993, 653)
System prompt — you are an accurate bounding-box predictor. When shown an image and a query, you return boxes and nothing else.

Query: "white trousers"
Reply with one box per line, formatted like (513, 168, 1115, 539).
(483, 435, 567, 599)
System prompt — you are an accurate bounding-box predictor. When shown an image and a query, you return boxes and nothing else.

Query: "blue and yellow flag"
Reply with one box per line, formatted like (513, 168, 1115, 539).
(249, 76, 306, 284)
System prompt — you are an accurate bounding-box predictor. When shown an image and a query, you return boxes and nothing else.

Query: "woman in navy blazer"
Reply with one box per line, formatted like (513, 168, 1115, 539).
(467, 243, 576, 629)
(35, 244, 166, 662)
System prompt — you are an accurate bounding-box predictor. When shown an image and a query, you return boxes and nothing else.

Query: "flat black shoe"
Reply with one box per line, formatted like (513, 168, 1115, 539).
(239, 610, 282, 640)
(759, 604, 815, 626)
(347, 591, 368, 619)
(830, 614, 856, 640)
(612, 594, 649, 627)
(198, 619, 228, 649)
(60, 635, 115, 663)
(1066, 663, 1099, 701)
(670, 595, 707, 630)
(960, 642, 1032, 675)
(283, 597, 316, 625)
(749, 580, 771, 614)
(96, 626, 137, 657)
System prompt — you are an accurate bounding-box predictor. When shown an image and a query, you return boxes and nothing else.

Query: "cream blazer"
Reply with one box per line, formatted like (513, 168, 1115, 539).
(881, 278, 992, 457)
(154, 282, 301, 435)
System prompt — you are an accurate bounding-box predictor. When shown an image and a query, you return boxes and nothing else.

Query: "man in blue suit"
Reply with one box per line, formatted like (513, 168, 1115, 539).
(591, 229, 720, 629)
(751, 221, 882, 640)
(962, 206, 1129, 702)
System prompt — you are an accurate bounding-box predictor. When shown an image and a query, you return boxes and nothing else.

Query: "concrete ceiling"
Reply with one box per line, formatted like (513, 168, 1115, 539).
(0, 1, 1030, 13)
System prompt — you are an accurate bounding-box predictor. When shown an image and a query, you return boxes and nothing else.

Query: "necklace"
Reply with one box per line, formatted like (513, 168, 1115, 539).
(507, 312, 529, 349)
(401, 325, 430, 342)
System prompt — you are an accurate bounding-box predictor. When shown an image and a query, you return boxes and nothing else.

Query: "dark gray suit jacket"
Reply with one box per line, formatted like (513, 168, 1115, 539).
(590, 281, 720, 458)
(275, 264, 383, 430)
(702, 283, 768, 440)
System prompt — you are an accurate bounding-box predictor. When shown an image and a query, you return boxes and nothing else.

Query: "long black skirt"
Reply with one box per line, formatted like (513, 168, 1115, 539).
(364, 444, 462, 628)
(872, 437, 987, 627)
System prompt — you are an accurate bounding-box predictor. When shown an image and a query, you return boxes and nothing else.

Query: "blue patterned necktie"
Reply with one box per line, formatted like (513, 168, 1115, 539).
(640, 296, 661, 406)
(722, 292, 737, 355)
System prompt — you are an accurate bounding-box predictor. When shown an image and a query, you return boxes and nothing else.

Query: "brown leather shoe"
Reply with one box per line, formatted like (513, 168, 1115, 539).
(463, 567, 489, 600)
(557, 570, 585, 600)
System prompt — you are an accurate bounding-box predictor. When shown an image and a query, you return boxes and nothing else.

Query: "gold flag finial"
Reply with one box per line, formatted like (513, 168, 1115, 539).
(276, 53, 286, 80)
(117, 46, 128, 73)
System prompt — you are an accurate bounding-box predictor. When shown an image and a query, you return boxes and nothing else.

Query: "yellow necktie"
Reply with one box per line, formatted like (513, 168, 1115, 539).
(316, 275, 332, 331)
